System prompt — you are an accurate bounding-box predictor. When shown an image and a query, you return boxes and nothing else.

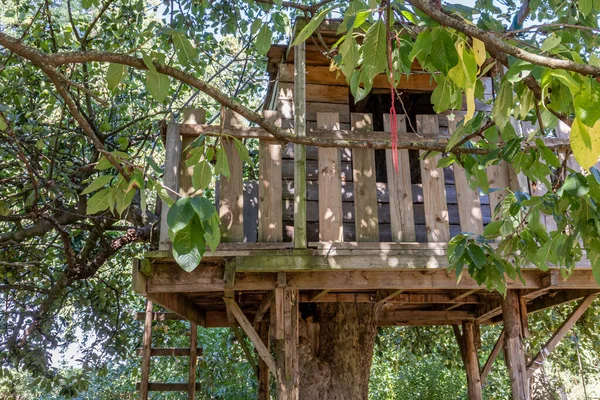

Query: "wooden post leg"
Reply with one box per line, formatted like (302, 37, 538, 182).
(188, 321, 198, 399)
(274, 287, 299, 400)
(462, 321, 483, 400)
(140, 299, 153, 400)
(257, 321, 270, 400)
(502, 290, 530, 400)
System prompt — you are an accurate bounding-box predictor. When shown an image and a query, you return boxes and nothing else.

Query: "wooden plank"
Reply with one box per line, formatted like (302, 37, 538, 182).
(352, 113, 379, 241)
(254, 292, 273, 324)
(527, 294, 597, 376)
(283, 287, 299, 398)
(135, 312, 181, 321)
(502, 290, 530, 400)
(219, 110, 245, 241)
(462, 321, 483, 399)
(279, 82, 348, 104)
(223, 297, 277, 377)
(309, 289, 331, 302)
(277, 99, 349, 121)
(317, 112, 343, 242)
(135, 347, 202, 357)
(376, 289, 404, 305)
(136, 383, 201, 392)
(384, 114, 415, 242)
(180, 109, 206, 197)
(417, 115, 450, 242)
(159, 123, 181, 250)
(258, 321, 270, 400)
(146, 292, 206, 327)
(487, 161, 511, 220)
(448, 117, 484, 235)
(480, 330, 504, 384)
(188, 321, 198, 399)
(259, 111, 283, 242)
(294, 42, 307, 250)
(139, 300, 153, 400)
(528, 290, 600, 314)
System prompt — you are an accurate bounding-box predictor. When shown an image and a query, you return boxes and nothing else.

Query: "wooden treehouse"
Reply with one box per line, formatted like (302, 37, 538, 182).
(133, 20, 599, 399)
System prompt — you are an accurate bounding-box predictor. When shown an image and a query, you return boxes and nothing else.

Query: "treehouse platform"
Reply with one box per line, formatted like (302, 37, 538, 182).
(133, 19, 599, 400)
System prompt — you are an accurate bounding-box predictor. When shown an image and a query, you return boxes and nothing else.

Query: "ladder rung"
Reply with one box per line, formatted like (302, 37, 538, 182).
(136, 348, 203, 357)
(136, 382, 201, 392)
(135, 312, 183, 321)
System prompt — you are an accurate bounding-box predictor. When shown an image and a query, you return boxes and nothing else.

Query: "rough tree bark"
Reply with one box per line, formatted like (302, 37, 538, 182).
(298, 303, 382, 400)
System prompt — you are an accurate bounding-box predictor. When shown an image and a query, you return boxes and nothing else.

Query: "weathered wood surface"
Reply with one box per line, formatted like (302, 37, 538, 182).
(352, 113, 379, 241)
(179, 109, 206, 197)
(480, 330, 505, 384)
(317, 112, 343, 241)
(418, 115, 450, 242)
(136, 383, 201, 392)
(259, 111, 283, 242)
(502, 290, 530, 400)
(139, 299, 153, 400)
(487, 161, 511, 221)
(135, 347, 202, 357)
(462, 321, 483, 400)
(384, 114, 415, 242)
(294, 41, 307, 250)
(159, 123, 182, 250)
(188, 321, 198, 399)
(219, 110, 244, 241)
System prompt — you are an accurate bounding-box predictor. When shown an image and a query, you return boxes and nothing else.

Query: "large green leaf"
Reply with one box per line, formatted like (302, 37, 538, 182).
(192, 160, 213, 190)
(167, 197, 196, 234)
(106, 63, 126, 91)
(215, 144, 230, 178)
(172, 219, 206, 272)
(255, 24, 272, 55)
(173, 34, 198, 66)
(492, 79, 513, 129)
(361, 20, 388, 83)
(146, 70, 170, 103)
(570, 118, 600, 169)
(339, 35, 359, 80)
(87, 187, 113, 214)
(574, 78, 600, 128)
(82, 175, 114, 195)
(430, 28, 458, 74)
(291, 7, 333, 47)
(189, 196, 216, 221)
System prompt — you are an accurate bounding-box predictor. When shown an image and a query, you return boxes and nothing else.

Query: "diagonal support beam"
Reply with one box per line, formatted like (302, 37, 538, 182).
(224, 297, 277, 377)
(480, 330, 504, 384)
(527, 294, 598, 377)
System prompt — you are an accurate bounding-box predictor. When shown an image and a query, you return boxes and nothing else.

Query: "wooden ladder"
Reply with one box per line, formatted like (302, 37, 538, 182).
(137, 300, 201, 399)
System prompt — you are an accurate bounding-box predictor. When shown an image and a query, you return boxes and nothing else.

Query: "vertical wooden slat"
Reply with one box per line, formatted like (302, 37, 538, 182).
(317, 112, 343, 242)
(283, 287, 299, 399)
(259, 111, 283, 242)
(502, 290, 530, 400)
(159, 123, 181, 250)
(180, 109, 206, 197)
(448, 117, 483, 235)
(188, 321, 198, 399)
(384, 114, 415, 242)
(487, 161, 511, 221)
(294, 42, 307, 249)
(219, 109, 244, 242)
(257, 320, 271, 400)
(417, 115, 450, 242)
(139, 299, 153, 399)
(351, 113, 379, 242)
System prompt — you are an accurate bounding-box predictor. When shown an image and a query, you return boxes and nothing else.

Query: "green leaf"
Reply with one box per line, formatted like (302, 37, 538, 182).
(203, 213, 221, 253)
(143, 54, 157, 73)
(361, 19, 388, 85)
(146, 70, 170, 103)
(82, 0, 93, 9)
(255, 24, 272, 55)
(492, 79, 513, 129)
(430, 28, 458, 74)
(467, 244, 487, 268)
(155, 184, 174, 208)
(115, 178, 136, 217)
(409, 29, 433, 64)
(167, 197, 196, 234)
(106, 63, 126, 91)
(173, 34, 198, 66)
(579, 0, 593, 16)
(0, 114, 6, 131)
(540, 35, 561, 52)
(190, 196, 216, 221)
(483, 220, 503, 238)
(561, 173, 590, 197)
(82, 175, 114, 195)
(291, 7, 333, 47)
(339, 35, 360, 80)
(233, 138, 254, 168)
(215, 144, 230, 178)
(534, 240, 552, 271)
(574, 78, 600, 128)
(172, 220, 206, 272)
(86, 188, 113, 214)
(95, 155, 114, 170)
(447, 42, 477, 90)
(192, 160, 213, 190)
(251, 19, 262, 35)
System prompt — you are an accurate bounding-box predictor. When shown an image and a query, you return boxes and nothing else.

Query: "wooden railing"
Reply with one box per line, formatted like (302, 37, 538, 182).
(158, 108, 575, 250)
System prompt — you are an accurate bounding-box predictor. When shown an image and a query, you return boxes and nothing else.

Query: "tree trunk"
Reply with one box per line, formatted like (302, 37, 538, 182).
(298, 303, 381, 400)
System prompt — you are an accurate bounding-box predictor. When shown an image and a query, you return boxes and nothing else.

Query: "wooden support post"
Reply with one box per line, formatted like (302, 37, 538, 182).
(159, 123, 181, 250)
(480, 330, 505, 385)
(259, 111, 283, 243)
(180, 108, 206, 197)
(281, 287, 299, 400)
(527, 294, 597, 377)
(188, 321, 197, 400)
(294, 41, 307, 249)
(140, 299, 153, 399)
(220, 110, 245, 242)
(223, 297, 277, 376)
(462, 321, 483, 400)
(258, 320, 271, 400)
(502, 290, 530, 400)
